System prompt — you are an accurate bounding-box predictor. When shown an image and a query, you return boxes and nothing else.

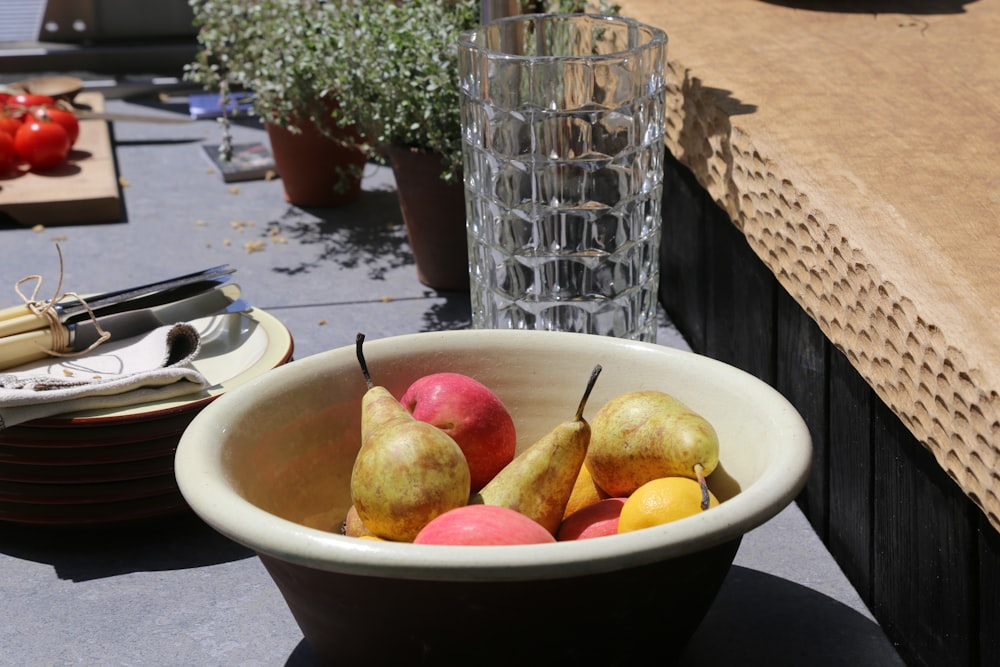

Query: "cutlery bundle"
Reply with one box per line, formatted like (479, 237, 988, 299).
(0, 265, 247, 371)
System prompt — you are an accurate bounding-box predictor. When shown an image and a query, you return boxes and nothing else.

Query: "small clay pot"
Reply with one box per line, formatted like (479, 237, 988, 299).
(266, 117, 366, 208)
(386, 146, 470, 291)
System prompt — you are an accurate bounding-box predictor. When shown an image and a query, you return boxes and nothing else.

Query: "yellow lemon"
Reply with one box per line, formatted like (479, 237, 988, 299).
(617, 476, 719, 533)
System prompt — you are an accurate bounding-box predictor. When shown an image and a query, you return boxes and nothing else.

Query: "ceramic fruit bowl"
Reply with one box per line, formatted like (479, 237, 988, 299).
(175, 329, 811, 664)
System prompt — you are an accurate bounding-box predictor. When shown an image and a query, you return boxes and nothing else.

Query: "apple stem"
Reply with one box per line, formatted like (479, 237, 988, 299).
(695, 463, 710, 511)
(355, 332, 374, 390)
(574, 364, 603, 422)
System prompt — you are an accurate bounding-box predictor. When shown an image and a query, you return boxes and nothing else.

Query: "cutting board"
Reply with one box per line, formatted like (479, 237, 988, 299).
(0, 92, 122, 226)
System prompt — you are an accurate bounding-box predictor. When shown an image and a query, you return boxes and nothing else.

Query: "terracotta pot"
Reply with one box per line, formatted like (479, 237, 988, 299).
(386, 146, 470, 291)
(265, 117, 366, 208)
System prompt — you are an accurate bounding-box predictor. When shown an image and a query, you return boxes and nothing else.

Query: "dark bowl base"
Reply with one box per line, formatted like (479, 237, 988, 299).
(260, 537, 741, 666)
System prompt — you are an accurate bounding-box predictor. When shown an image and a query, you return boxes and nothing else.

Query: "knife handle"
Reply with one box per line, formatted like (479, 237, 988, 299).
(0, 328, 58, 371)
(0, 305, 50, 338)
(0, 303, 31, 321)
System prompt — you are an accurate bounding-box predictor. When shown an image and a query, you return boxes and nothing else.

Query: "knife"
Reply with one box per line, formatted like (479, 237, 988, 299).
(59, 275, 236, 325)
(73, 110, 198, 124)
(0, 284, 247, 371)
(0, 264, 236, 338)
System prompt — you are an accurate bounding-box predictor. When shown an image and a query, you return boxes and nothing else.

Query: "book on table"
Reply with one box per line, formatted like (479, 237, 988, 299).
(201, 143, 277, 183)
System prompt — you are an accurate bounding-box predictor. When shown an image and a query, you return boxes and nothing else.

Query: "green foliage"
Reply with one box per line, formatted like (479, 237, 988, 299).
(319, 1, 481, 183)
(324, 1, 620, 182)
(185, 0, 621, 180)
(530, 1, 622, 13)
(185, 0, 335, 130)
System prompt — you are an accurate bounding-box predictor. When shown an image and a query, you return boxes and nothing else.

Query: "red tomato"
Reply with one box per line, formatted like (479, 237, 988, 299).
(14, 119, 70, 170)
(29, 107, 79, 147)
(0, 131, 16, 171)
(5, 93, 57, 121)
(0, 113, 21, 138)
(12, 93, 55, 108)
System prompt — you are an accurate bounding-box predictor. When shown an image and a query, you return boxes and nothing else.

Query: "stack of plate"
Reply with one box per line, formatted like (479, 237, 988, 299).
(0, 307, 293, 526)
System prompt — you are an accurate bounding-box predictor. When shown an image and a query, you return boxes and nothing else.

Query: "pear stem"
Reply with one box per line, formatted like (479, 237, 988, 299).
(695, 463, 710, 510)
(355, 332, 374, 390)
(574, 364, 603, 422)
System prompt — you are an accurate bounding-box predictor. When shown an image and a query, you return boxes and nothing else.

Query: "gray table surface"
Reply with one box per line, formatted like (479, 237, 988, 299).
(0, 91, 905, 666)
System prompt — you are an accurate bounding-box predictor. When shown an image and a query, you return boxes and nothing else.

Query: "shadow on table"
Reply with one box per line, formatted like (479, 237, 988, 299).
(256, 184, 474, 331)
(0, 509, 253, 582)
(279, 565, 903, 666)
(268, 190, 415, 282)
(677, 566, 905, 666)
(421, 293, 473, 332)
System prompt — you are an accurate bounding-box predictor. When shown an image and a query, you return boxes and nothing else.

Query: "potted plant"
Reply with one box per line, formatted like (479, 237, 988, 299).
(184, 0, 367, 208)
(321, 0, 620, 291)
(315, 0, 479, 290)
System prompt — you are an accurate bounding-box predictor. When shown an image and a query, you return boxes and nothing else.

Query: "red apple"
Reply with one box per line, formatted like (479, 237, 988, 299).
(556, 497, 627, 541)
(400, 372, 517, 491)
(414, 504, 555, 545)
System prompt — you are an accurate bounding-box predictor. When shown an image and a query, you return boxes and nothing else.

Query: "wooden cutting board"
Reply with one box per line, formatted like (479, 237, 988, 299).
(0, 92, 122, 226)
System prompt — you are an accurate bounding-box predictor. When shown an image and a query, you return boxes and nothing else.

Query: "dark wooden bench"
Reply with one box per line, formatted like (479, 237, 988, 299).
(624, 1, 1000, 664)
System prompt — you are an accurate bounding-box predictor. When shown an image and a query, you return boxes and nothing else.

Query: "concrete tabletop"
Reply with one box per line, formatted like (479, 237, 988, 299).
(0, 90, 904, 666)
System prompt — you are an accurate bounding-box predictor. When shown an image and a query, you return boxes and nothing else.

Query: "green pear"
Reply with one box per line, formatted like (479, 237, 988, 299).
(472, 365, 602, 535)
(585, 390, 719, 507)
(350, 333, 471, 542)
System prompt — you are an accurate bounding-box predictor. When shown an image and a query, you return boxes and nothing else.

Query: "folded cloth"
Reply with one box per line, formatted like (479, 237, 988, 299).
(0, 323, 209, 430)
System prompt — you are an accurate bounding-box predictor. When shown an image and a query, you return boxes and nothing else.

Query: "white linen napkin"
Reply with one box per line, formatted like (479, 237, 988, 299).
(0, 323, 209, 429)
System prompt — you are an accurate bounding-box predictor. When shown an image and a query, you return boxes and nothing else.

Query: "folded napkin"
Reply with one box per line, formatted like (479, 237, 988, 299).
(0, 323, 209, 430)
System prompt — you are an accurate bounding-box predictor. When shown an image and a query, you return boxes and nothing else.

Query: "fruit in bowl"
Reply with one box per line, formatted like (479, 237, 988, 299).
(414, 504, 556, 545)
(350, 334, 471, 542)
(400, 370, 517, 492)
(587, 389, 721, 501)
(557, 497, 627, 540)
(470, 363, 602, 535)
(175, 329, 812, 664)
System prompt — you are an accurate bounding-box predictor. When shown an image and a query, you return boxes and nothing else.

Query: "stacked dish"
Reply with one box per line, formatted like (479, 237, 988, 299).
(0, 308, 293, 526)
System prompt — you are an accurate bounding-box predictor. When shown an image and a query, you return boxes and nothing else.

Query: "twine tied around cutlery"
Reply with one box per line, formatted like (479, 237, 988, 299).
(13, 245, 111, 358)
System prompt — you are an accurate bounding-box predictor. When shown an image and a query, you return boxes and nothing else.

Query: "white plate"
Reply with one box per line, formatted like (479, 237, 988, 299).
(27, 307, 294, 425)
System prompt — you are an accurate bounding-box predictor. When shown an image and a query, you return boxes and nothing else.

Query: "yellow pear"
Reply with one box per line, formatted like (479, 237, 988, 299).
(472, 365, 602, 535)
(585, 390, 719, 506)
(562, 464, 609, 521)
(350, 334, 471, 542)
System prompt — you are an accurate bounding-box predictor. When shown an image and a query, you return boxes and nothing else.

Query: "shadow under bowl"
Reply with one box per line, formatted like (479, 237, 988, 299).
(176, 330, 812, 665)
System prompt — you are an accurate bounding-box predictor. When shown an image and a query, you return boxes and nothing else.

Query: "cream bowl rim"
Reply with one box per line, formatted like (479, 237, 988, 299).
(175, 329, 812, 582)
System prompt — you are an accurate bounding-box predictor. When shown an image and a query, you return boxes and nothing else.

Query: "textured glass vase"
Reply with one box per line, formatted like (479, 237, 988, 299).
(459, 14, 667, 341)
